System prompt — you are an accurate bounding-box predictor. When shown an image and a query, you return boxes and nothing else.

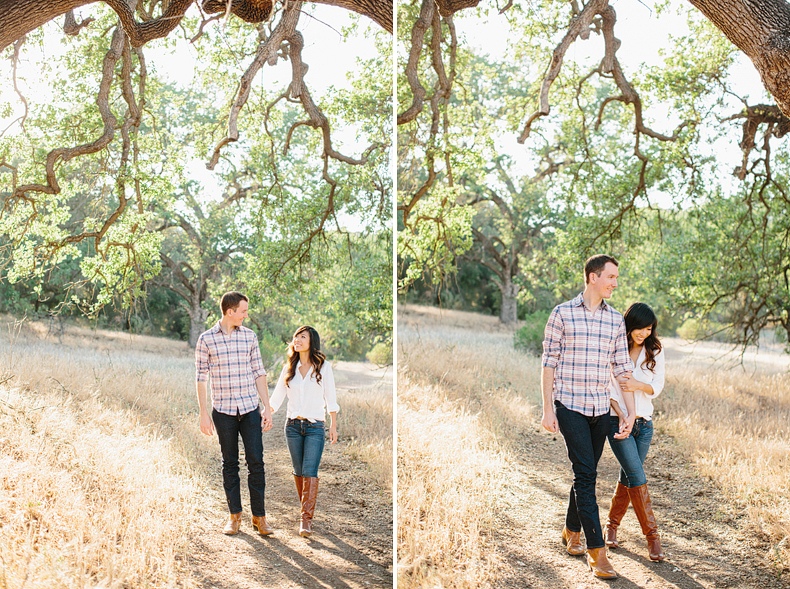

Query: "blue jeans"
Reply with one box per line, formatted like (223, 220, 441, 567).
(212, 408, 266, 516)
(607, 415, 654, 488)
(285, 418, 326, 478)
(555, 401, 609, 549)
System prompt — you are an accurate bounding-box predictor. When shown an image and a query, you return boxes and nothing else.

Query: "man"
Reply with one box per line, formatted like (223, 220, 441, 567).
(196, 291, 275, 536)
(541, 254, 633, 579)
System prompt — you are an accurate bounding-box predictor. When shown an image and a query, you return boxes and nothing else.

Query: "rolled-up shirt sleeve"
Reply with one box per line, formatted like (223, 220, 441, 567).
(249, 336, 267, 381)
(610, 319, 633, 377)
(541, 307, 564, 369)
(321, 363, 340, 414)
(270, 366, 288, 413)
(195, 336, 210, 382)
(645, 350, 665, 398)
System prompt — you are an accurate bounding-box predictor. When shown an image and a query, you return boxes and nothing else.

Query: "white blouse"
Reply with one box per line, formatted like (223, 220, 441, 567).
(609, 347, 665, 420)
(270, 360, 340, 422)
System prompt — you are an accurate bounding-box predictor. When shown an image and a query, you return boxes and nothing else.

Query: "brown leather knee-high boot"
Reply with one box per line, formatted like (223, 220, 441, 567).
(300, 477, 318, 537)
(294, 474, 304, 503)
(605, 482, 630, 548)
(627, 484, 665, 561)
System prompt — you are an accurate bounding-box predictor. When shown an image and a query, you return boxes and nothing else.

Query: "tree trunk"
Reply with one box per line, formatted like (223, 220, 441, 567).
(188, 298, 209, 349)
(499, 276, 520, 324)
(311, 0, 392, 33)
(0, 0, 91, 51)
(1, 0, 391, 52)
(687, 0, 790, 117)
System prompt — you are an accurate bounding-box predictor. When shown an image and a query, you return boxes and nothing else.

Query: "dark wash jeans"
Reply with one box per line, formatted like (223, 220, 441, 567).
(285, 418, 326, 478)
(555, 400, 609, 549)
(212, 408, 266, 516)
(607, 415, 654, 488)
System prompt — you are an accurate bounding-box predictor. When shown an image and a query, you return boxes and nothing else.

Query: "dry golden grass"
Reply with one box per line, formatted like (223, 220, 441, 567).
(336, 363, 393, 491)
(0, 314, 391, 587)
(0, 316, 200, 588)
(397, 304, 790, 583)
(397, 305, 541, 442)
(656, 361, 790, 570)
(398, 374, 507, 588)
(397, 305, 539, 588)
(0, 389, 197, 588)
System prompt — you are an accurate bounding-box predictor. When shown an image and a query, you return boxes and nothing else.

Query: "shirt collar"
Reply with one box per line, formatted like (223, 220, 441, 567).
(295, 360, 313, 376)
(212, 320, 239, 335)
(572, 292, 609, 312)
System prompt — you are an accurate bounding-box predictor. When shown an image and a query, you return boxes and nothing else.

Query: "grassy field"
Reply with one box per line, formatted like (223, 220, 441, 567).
(336, 362, 394, 490)
(659, 354, 790, 566)
(396, 304, 790, 587)
(0, 314, 392, 588)
(397, 306, 540, 587)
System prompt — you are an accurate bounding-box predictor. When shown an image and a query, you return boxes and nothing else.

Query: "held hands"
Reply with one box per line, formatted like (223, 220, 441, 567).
(261, 406, 273, 432)
(613, 413, 635, 439)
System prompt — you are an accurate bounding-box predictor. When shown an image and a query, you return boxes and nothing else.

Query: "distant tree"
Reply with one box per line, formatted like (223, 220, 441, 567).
(1, 0, 392, 313)
(654, 192, 790, 348)
(154, 180, 252, 347)
(461, 159, 557, 323)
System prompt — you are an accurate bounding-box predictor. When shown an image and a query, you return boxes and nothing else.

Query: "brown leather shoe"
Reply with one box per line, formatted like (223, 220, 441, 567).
(300, 477, 318, 537)
(627, 484, 665, 561)
(294, 474, 304, 503)
(561, 526, 585, 555)
(223, 512, 242, 535)
(251, 515, 274, 536)
(587, 547, 617, 579)
(605, 482, 630, 548)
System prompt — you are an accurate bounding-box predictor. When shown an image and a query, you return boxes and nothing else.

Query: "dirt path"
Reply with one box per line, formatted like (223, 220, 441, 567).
(490, 423, 789, 589)
(490, 339, 789, 589)
(398, 305, 790, 588)
(188, 363, 393, 589)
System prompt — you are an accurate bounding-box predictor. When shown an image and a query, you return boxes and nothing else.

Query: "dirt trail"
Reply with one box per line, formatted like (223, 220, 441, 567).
(188, 363, 393, 589)
(491, 340, 789, 589)
(491, 424, 789, 589)
(398, 305, 790, 589)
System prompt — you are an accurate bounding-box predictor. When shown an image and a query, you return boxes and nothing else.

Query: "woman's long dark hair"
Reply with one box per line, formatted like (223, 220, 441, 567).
(285, 325, 326, 386)
(623, 302, 662, 373)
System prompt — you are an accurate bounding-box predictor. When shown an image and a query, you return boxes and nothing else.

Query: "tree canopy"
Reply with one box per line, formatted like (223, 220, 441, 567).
(397, 0, 790, 348)
(1, 0, 393, 355)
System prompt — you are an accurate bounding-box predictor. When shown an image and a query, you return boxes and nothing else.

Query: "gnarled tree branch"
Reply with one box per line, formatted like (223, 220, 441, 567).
(207, 1, 303, 170)
(397, 0, 433, 125)
(63, 9, 95, 35)
(519, 0, 610, 143)
(727, 103, 790, 180)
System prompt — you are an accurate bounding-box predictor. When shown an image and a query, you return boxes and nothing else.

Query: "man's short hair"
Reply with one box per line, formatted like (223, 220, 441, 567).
(220, 291, 249, 315)
(584, 254, 619, 284)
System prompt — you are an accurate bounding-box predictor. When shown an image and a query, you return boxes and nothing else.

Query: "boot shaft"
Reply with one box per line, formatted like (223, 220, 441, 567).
(627, 483, 665, 561)
(606, 482, 631, 528)
(301, 476, 319, 517)
(626, 484, 658, 537)
(294, 474, 304, 502)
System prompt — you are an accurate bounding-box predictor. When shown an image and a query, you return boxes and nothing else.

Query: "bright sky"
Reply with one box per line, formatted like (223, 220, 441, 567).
(151, 5, 373, 94)
(0, 3, 383, 229)
(1, 4, 376, 116)
(453, 0, 767, 207)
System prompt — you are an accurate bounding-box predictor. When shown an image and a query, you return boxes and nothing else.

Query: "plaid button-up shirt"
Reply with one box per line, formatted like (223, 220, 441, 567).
(195, 322, 267, 416)
(542, 293, 632, 417)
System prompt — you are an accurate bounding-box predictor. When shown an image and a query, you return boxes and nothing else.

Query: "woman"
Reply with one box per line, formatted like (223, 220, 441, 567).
(605, 302, 666, 561)
(270, 326, 339, 537)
